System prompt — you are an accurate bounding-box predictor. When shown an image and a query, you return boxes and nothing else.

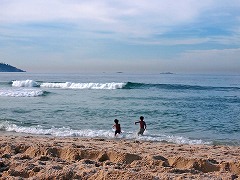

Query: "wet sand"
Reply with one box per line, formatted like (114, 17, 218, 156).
(0, 135, 239, 179)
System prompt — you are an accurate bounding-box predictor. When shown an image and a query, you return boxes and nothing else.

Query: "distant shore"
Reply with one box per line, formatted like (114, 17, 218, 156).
(0, 135, 239, 179)
(0, 63, 25, 72)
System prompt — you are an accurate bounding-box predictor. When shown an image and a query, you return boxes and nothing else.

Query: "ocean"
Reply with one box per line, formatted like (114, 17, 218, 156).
(0, 73, 239, 146)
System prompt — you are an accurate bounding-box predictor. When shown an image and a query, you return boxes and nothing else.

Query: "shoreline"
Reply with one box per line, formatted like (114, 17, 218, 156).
(0, 135, 239, 179)
(1, 130, 239, 147)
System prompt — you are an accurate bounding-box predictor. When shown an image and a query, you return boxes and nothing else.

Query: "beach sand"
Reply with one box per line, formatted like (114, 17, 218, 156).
(0, 135, 239, 179)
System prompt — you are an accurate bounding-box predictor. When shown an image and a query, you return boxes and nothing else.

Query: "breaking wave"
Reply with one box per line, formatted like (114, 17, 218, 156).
(40, 82, 126, 89)
(12, 80, 40, 87)
(0, 121, 211, 145)
(8, 80, 240, 91)
(0, 88, 47, 97)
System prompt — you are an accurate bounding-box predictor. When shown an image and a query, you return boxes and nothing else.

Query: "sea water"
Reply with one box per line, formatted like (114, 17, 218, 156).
(0, 73, 239, 145)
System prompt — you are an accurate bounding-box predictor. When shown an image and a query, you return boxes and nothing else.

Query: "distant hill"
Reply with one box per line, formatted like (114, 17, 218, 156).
(0, 63, 26, 72)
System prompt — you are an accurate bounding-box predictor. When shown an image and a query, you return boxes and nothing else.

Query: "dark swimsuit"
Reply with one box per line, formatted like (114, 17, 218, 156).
(115, 124, 121, 135)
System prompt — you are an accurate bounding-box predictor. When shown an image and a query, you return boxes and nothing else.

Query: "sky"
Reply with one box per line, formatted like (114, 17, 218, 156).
(0, 0, 240, 73)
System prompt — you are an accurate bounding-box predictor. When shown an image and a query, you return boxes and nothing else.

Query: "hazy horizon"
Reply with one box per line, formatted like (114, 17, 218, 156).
(0, 1, 240, 74)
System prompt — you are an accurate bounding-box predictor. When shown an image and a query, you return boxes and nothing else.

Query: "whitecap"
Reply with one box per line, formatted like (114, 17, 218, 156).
(40, 82, 126, 89)
(12, 80, 39, 87)
(0, 88, 44, 97)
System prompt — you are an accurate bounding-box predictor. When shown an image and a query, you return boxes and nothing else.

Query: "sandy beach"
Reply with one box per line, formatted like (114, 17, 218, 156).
(0, 135, 239, 180)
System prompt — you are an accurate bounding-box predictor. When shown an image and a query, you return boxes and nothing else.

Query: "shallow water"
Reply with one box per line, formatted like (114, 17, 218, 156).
(0, 73, 239, 145)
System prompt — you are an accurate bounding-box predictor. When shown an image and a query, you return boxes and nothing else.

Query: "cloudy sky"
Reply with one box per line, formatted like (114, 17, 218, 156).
(0, 0, 240, 73)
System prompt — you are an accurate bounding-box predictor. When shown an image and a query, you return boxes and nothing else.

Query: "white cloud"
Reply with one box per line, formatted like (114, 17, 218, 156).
(0, 0, 217, 37)
(0, 1, 120, 25)
(1, 0, 240, 74)
(1, 0, 240, 40)
(130, 37, 211, 45)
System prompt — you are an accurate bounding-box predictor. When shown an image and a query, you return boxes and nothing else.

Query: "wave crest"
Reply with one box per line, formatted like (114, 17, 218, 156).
(40, 82, 126, 89)
(12, 80, 39, 87)
(0, 88, 46, 97)
(124, 82, 240, 91)
(9, 80, 239, 91)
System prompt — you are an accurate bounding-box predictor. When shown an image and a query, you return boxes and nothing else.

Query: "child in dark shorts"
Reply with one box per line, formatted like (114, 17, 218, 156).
(135, 116, 147, 135)
(113, 119, 121, 136)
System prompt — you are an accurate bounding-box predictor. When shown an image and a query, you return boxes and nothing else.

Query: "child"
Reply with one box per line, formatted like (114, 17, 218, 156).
(113, 119, 121, 136)
(135, 116, 147, 135)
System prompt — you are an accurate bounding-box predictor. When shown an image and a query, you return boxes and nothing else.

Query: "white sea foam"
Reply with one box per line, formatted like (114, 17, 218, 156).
(133, 133, 210, 145)
(1, 121, 115, 138)
(10, 80, 126, 89)
(12, 80, 39, 87)
(0, 88, 44, 97)
(40, 82, 126, 89)
(0, 121, 211, 145)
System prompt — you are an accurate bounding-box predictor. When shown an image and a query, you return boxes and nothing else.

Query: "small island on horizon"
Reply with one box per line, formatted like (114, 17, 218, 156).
(160, 72, 175, 74)
(0, 63, 26, 72)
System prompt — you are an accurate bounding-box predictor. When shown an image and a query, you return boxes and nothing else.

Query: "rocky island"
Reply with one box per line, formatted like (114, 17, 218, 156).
(0, 63, 25, 72)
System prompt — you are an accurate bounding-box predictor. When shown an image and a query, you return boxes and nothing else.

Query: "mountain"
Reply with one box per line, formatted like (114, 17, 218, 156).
(0, 63, 26, 72)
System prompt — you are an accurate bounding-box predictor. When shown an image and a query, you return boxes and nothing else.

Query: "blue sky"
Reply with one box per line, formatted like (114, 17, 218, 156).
(0, 0, 240, 73)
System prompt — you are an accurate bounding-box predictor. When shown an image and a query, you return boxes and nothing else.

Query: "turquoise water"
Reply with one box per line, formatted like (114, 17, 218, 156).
(0, 73, 239, 145)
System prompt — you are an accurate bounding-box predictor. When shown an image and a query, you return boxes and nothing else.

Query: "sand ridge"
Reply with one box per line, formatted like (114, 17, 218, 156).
(0, 135, 239, 179)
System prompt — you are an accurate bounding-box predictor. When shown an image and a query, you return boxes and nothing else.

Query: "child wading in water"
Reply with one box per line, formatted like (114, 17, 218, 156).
(113, 119, 121, 136)
(135, 116, 147, 135)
